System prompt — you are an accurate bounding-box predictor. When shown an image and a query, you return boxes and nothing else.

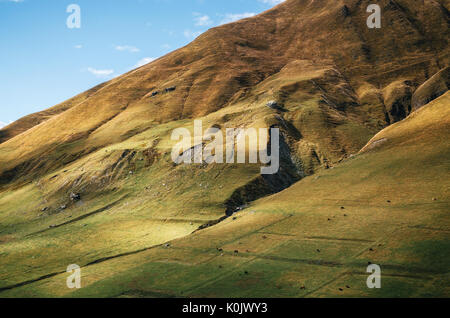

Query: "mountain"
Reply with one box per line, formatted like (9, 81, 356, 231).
(0, 0, 448, 297)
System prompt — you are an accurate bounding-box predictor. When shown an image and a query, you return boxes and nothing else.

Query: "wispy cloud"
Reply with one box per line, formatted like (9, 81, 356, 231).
(74, 44, 83, 49)
(193, 13, 213, 26)
(135, 57, 156, 68)
(258, 0, 285, 5)
(87, 67, 114, 78)
(183, 29, 202, 39)
(220, 12, 256, 25)
(115, 45, 140, 53)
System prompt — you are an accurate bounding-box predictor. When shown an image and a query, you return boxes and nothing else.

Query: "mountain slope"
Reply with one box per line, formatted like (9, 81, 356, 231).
(1, 0, 448, 185)
(0, 0, 449, 297)
(1, 92, 448, 298)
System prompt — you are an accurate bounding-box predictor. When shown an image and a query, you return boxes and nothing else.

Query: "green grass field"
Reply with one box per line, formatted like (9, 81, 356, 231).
(1, 93, 448, 298)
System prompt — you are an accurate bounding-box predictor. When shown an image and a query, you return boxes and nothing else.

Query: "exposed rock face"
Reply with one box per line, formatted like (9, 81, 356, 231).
(225, 132, 302, 215)
(412, 67, 450, 111)
(266, 101, 281, 109)
(383, 80, 415, 123)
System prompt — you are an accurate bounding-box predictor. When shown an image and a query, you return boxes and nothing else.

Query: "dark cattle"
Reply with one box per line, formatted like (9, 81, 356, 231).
(165, 86, 176, 93)
(70, 193, 81, 201)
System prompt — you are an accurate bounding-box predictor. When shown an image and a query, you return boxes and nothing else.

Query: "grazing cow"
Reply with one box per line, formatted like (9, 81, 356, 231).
(165, 86, 176, 93)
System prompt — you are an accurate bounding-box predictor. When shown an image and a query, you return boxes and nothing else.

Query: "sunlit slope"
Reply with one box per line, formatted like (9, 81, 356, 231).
(1, 0, 448, 187)
(0, 114, 262, 291)
(0, 94, 305, 291)
(0, 83, 108, 144)
(0, 0, 448, 298)
(1, 93, 448, 298)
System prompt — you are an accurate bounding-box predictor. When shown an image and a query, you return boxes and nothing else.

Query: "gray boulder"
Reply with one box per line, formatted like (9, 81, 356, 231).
(266, 100, 281, 109)
(70, 192, 81, 201)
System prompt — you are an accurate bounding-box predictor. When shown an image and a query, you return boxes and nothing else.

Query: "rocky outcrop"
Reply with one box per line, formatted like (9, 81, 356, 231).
(383, 80, 415, 123)
(70, 192, 81, 201)
(225, 131, 303, 215)
(266, 101, 283, 110)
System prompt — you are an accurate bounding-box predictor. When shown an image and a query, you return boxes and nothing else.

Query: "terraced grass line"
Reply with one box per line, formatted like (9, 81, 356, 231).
(258, 231, 297, 237)
(0, 242, 167, 294)
(84, 243, 165, 267)
(304, 236, 375, 243)
(360, 263, 448, 276)
(0, 270, 65, 293)
(408, 225, 450, 233)
(231, 252, 344, 268)
(315, 200, 450, 209)
(220, 214, 295, 247)
(303, 271, 349, 298)
(348, 271, 433, 281)
(182, 253, 257, 296)
(25, 196, 127, 237)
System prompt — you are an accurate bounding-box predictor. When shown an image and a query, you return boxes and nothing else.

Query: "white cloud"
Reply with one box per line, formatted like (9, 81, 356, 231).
(115, 45, 140, 53)
(258, 0, 285, 5)
(194, 14, 213, 27)
(184, 29, 202, 39)
(135, 57, 156, 68)
(220, 13, 256, 25)
(74, 44, 83, 49)
(87, 67, 114, 77)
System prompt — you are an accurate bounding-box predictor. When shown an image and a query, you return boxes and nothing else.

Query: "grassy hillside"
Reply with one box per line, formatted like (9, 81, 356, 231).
(0, 0, 448, 298)
(1, 0, 448, 186)
(1, 93, 448, 298)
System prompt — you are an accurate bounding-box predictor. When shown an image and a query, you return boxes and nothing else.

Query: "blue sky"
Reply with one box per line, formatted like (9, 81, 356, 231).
(0, 0, 284, 128)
